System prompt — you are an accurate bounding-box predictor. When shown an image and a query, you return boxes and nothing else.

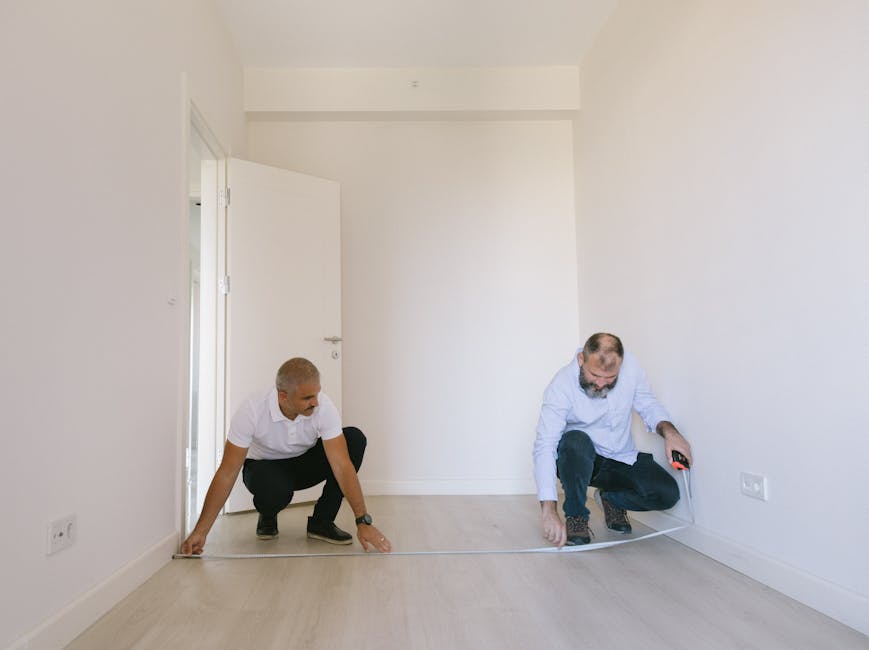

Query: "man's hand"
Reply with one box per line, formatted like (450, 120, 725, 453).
(179, 440, 247, 557)
(541, 501, 567, 548)
(180, 531, 206, 555)
(357, 524, 392, 553)
(658, 421, 693, 466)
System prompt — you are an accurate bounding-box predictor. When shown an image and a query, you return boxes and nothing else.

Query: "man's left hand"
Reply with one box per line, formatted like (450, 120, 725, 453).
(358, 524, 392, 553)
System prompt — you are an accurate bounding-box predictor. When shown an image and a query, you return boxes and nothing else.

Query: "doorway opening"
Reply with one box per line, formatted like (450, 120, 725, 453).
(185, 106, 226, 537)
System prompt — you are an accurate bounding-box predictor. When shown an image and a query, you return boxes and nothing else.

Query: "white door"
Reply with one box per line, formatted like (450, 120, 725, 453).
(224, 158, 342, 513)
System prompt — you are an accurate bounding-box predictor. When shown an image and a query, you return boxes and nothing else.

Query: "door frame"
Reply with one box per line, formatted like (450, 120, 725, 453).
(181, 96, 228, 540)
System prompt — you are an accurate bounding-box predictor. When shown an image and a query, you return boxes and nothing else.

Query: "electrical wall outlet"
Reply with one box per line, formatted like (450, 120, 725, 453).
(740, 472, 768, 501)
(47, 514, 77, 555)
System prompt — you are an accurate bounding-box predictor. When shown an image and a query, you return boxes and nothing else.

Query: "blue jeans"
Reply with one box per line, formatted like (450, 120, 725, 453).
(242, 426, 366, 522)
(556, 430, 679, 518)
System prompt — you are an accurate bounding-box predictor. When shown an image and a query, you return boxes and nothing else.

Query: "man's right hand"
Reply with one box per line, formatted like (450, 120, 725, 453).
(541, 502, 567, 548)
(179, 441, 247, 556)
(180, 531, 206, 555)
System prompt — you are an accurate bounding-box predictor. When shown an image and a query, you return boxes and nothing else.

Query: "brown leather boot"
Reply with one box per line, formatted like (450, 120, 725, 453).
(595, 489, 632, 533)
(565, 515, 592, 545)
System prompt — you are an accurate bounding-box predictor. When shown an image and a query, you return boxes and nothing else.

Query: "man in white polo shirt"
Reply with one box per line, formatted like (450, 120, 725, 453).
(533, 333, 692, 546)
(181, 357, 391, 554)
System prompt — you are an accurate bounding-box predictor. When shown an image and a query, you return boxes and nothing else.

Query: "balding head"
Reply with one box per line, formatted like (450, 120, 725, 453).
(581, 333, 624, 372)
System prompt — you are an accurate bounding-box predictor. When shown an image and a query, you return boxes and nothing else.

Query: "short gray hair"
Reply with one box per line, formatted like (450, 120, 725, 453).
(275, 358, 320, 393)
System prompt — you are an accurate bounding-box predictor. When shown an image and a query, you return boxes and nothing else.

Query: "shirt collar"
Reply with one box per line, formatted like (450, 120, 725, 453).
(572, 348, 582, 382)
(268, 388, 287, 422)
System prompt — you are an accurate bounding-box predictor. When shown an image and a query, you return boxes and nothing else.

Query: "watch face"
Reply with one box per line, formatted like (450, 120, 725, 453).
(358, 513, 372, 525)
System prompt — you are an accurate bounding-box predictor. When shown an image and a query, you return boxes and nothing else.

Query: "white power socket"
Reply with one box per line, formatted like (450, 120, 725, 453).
(740, 472, 768, 501)
(47, 514, 77, 555)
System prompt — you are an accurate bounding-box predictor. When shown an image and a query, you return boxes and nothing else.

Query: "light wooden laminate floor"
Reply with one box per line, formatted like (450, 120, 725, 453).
(69, 495, 868, 649)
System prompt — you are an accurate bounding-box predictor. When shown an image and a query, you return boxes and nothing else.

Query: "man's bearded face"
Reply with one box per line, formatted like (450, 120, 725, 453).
(579, 365, 618, 398)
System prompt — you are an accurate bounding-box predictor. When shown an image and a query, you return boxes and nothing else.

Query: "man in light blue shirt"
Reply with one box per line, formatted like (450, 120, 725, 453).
(533, 333, 693, 546)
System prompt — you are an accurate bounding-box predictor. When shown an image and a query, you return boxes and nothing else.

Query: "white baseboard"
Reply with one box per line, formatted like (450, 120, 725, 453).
(14, 532, 177, 650)
(634, 510, 869, 637)
(361, 478, 536, 495)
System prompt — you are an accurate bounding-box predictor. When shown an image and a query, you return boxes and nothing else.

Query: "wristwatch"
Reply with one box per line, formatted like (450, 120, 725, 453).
(355, 513, 372, 526)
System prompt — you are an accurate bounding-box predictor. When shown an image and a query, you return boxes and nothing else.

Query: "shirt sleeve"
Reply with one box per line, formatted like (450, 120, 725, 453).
(316, 393, 343, 440)
(631, 363, 670, 432)
(226, 398, 255, 449)
(533, 382, 570, 502)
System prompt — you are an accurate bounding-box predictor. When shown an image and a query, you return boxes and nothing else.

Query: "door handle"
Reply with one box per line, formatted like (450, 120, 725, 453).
(323, 336, 343, 343)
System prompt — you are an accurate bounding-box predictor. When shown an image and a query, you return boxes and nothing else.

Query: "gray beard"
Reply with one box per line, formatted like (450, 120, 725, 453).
(579, 373, 617, 399)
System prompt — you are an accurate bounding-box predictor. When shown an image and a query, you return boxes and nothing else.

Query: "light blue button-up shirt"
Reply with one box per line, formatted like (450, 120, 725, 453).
(533, 349, 670, 502)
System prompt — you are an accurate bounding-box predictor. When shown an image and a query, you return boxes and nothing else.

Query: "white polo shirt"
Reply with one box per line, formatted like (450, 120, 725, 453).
(227, 387, 343, 460)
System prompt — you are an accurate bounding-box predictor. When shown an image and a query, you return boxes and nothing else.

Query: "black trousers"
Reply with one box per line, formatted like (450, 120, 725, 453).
(242, 426, 367, 522)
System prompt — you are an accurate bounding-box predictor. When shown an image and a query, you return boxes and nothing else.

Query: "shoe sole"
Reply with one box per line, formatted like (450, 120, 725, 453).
(594, 490, 633, 534)
(307, 531, 353, 545)
(256, 532, 278, 540)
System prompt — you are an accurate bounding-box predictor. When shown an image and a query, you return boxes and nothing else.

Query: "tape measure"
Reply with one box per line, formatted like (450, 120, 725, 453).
(173, 525, 688, 559)
(670, 450, 694, 523)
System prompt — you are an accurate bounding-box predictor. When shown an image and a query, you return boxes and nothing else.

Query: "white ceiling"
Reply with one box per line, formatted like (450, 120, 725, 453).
(215, 0, 618, 68)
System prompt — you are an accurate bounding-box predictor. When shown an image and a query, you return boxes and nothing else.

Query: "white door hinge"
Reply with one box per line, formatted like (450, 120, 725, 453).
(219, 276, 231, 294)
(219, 187, 231, 208)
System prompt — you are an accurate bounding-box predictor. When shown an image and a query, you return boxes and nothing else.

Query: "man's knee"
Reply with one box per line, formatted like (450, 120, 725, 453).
(557, 430, 595, 459)
(556, 431, 596, 481)
(342, 426, 367, 464)
(651, 474, 680, 510)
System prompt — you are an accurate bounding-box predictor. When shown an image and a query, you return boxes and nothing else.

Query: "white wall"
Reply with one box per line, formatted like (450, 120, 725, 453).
(249, 117, 579, 494)
(245, 66, 580, 112)
(574, 0, 869, 633)
(0, 1, 244, 647)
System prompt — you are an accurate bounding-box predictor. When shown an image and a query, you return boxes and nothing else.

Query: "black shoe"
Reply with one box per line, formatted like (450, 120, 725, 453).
(595, 489, 632, 533)
(565, 515, 593, 545)
(306, 517, 352, 545)
(256, 514, 279, 540)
